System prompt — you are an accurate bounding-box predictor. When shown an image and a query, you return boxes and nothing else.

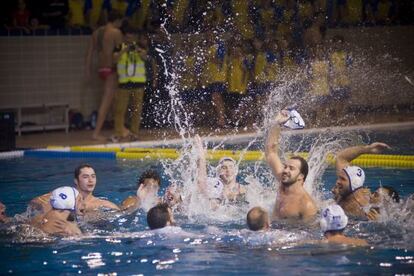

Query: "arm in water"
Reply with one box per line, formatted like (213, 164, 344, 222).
(336, 142, 391, 171)
(265, 110, 290, 182)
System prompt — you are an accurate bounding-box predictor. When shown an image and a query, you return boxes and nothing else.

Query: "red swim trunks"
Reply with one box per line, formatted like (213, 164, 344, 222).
(98, 67, 115, 80)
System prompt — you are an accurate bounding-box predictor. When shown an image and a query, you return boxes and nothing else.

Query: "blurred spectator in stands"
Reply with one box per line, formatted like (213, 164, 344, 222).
(169, 0, 191, 32)
(306, 41, 330, 124)
(129, 0, 151, 29)
(112, 22, 148, 142)
(374, 0, 396, 24)
(231, 0, 255, 40)
(297, 0, 315, 24)
(225, 38, 252, 126)
(201, 32, 228, 127)
(85, 11, 124, 141)
(110, 0, 128, 17)
(362, 0, 376, 24)
(253, 0, 277, 37)
(176, 38, 199, 111)
(343, 0, 363, 25)
(328, 35, 352, 118)
(68, 0, 86, 28)
(42, 0, 69, 29)
(85, 0, 111, 29)
(11, 0, 31, 33)
(252, 36, 281, 115)
(202, 0, 226, 32)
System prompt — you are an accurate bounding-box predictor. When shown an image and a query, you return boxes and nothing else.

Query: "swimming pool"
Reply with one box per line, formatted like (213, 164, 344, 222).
(0, 152, 413, 275)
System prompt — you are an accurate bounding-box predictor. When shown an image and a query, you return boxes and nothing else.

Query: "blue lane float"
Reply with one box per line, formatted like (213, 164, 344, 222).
(24, 150, 116, 159)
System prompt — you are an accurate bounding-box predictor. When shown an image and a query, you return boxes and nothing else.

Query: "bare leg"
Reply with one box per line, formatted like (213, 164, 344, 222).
(212, 92, 225, 127)
(93, 74, 117, 140)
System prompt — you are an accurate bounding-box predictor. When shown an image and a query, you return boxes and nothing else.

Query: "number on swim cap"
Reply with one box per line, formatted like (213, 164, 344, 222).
(357, 169, 362, 177)
(59, 193, 67, 200)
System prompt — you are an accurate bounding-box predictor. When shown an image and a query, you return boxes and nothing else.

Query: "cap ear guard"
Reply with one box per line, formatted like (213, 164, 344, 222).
(343, 166, 365, 192)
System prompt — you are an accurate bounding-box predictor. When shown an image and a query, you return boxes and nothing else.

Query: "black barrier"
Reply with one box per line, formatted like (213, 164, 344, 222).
(0, 112, 15, 152)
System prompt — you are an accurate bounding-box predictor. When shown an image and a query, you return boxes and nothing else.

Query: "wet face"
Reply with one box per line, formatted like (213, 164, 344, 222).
(370, 187, 391, 205)
(281, 159, 303, 186)
(332, 170, 351, 201)
(75, 167, 96, 194)
(218, 160, 237, 184)
(138, 178, 160, 198)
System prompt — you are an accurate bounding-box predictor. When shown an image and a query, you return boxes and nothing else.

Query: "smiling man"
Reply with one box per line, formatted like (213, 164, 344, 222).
(29, 164, 119, 216)
(333, 142, 391, 219)
(265, 110, 317, 221)
(74, 164, 119, 212)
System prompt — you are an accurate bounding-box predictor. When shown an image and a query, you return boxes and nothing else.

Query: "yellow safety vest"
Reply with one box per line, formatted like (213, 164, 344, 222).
(117, 45, 146, 84)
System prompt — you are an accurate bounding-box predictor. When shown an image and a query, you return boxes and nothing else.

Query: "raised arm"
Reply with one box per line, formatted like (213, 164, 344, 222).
(194, 135, 208, 195)
(265, 111, 289, 182)
(336, 142, 391, 171)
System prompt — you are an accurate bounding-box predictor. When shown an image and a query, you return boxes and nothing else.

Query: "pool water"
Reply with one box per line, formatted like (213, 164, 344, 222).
(0, 156, 414, 275)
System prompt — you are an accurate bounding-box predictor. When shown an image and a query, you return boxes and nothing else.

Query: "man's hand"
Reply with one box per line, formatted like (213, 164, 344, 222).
(366, 208, 380, 221)
(366, 142, 391, 154)
(274, 110, 290, 126)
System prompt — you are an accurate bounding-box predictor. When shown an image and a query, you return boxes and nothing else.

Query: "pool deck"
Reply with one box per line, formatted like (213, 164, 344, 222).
(15, 114, 414, 149)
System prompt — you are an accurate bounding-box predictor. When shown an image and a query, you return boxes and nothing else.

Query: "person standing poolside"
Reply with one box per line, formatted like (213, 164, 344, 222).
(31, 186, 82, 237)
(333, 142, 391, 219)
(265, 110, 317, 221)
(29, 164, 119, 216)
(195, 135, 246, 206)
(85, 11, 124, 141)
(120, 169, 161, 212)
(247, 207, 270, 231)
(320, 204, 368, 246)
(111, 22, 148, 142)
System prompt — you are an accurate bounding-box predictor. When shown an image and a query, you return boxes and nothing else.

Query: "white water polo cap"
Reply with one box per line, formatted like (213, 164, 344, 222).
(283, 109, 305, 129)
(343, 165, 365, 192)
(50, 186, 79, 211)
(320, 204, 348, 232)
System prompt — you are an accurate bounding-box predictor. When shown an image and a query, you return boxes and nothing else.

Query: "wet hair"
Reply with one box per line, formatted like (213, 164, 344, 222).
(74, 164, 94, 180)
(108, 11, 124, 23)
(147, 203, 171, 230)
(247, 207, 268, 231)
(137, 170, 161, 189)
(382, 186, 400, 203)
(290, 156, 309, 181)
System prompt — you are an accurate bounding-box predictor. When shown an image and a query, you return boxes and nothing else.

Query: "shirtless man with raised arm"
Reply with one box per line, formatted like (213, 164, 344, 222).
(195, 135, 246, 207)
(333, 142, 391, 219)
(85, 11, 124, 141)
(265, 110, 317, 221)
